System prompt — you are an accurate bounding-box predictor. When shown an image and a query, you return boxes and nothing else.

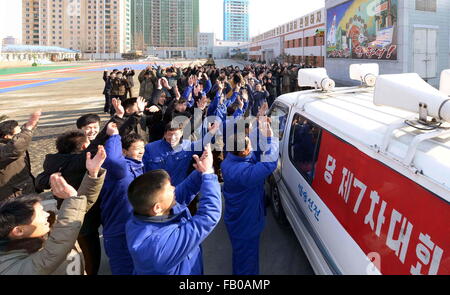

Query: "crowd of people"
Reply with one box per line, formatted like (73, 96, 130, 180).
(0, 61, 303, 276)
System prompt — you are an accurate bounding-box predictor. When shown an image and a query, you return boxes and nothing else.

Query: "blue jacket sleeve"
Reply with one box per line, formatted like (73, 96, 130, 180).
(103, 135, 128, 180)
(207, 90, 221, 117)
(203, 79, 212, 94)
(182, 85, 194, 100)
(224, 91, 239, 108)
(152, 173, 222, 271)
(242, 137, 279, 183)
(143, 144, 156, 173)
(175, 170, 202, 206)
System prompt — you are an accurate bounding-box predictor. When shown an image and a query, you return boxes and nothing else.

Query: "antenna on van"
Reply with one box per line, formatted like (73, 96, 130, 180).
(298, 68, 335, 92)
(349, 63, 379, 87)
(374, 73, 450, 130)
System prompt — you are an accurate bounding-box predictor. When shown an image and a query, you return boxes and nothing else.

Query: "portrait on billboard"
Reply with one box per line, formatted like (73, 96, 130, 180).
(326, 0, 398, 60)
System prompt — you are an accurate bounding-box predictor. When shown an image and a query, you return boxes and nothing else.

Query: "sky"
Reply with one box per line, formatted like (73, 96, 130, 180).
(0, 0, 325, 42)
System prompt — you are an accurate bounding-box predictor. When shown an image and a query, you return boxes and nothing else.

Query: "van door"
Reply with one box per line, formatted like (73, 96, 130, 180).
(268, 102, 289, 180)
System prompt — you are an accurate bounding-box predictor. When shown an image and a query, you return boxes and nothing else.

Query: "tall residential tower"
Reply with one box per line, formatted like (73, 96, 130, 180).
(22, 0, 131, 56)
(223, 0, 249, 42)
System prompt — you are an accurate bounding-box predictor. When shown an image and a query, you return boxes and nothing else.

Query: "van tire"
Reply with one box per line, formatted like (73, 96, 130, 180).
(270, 179, 288, 226)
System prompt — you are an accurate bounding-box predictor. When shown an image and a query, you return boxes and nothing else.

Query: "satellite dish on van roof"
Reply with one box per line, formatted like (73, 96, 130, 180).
(374, 73, 450, 123)
(440, 69, 450, 96)
(349, 63, 379, 87)
(298, 68, 335, 91)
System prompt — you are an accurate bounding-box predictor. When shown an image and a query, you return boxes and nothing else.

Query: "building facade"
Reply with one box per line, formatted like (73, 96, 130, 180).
(2, 36, 18, 46)
(245, 8, 326, 67)
(131, 0, 152, 52)
(197, 32, 215, 58)
(22, 0, 131, 58)
(325, 0, 450, 87)
(223, 0, 249, 42)
(146, 0, 199, 48)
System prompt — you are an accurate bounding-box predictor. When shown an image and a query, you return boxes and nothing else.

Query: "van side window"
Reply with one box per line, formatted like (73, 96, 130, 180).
(289, 113, 323, 184)
(268, 103, 288, 140)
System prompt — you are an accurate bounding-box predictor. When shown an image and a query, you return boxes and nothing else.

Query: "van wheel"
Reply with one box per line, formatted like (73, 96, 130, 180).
(270, 181, 288, 225)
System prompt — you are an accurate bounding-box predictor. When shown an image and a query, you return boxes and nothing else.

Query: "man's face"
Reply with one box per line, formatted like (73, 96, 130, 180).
(164, 130, 183, 148)
(81, 122, 100, 141)
(256, 84, 263, 92)
(117, 74, 123, 79)
(157, 179, 177, 216)
(175, 103, 187, 113)
(123, 140, 145, 162)
(10, 203, 51, 239)
(158, 96, 166, 105)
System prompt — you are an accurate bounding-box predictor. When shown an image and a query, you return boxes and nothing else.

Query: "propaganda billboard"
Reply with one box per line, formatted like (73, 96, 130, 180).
(326, 0, 398, 60)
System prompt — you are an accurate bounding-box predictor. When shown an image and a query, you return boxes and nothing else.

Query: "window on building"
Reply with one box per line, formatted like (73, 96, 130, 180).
(416, 0, 437, 11)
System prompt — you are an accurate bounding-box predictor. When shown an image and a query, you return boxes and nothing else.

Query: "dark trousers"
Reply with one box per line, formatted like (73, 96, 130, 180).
(124, 88, 133, 99)
(229, 234, 261, 275)
(78, 232, 102, 275)
(104, 235, 134, 275)
(77, 199, 102, 275)
(104, 94, 112, 113)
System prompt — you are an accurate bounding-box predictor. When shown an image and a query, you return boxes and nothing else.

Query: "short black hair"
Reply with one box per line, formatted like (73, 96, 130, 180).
(165, 121, 184, 133)
(123, 98, 138, 110)
(56, 131, 89, 154)
(128, 170, 171, 216)
(0, 195, 42, 239)
(227, 104, 240, 117)
(122, 133, 144, 151)
(76, 114, 101, 129)
(0, 120, 19, 138)
(174, 98, 187, 106)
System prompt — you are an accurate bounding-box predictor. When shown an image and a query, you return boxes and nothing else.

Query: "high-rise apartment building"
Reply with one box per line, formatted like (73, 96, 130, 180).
(149, 0, 199, 48)
(223, 0, 249, 42)
(131, 0, 199, 51)
(22, 0, 131, 56)
(131, 0, 151, 51)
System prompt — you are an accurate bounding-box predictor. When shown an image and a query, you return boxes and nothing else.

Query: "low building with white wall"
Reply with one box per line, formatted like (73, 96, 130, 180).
(246, 8, 326, 66)
(325, 0, 450, 87)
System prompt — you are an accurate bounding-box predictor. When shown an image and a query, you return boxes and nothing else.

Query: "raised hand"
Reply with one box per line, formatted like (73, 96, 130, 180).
(207, 121, 220, 135)
(193, 144, 214, 174)
(259, 117, 274, 138)
(136, 97, 147, 113)
(112, 98, 125, 118)
(50, 173, 78, 199)
(25, 109, 42, 131)
(197, 96, 208, 111)
(147, 105, 161, 113)
(161, 77, 171, 89)
(188, 75, 196, 87)
(86, 145, 107, 178)
(257, 102, 269, 117)
(106, 122, 119, 137)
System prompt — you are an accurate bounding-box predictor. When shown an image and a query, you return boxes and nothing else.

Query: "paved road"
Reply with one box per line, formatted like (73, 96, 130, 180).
(1, 59, 314, 275)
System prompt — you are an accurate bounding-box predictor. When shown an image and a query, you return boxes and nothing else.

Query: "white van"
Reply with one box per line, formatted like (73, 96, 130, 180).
(265, 66, 450, 275)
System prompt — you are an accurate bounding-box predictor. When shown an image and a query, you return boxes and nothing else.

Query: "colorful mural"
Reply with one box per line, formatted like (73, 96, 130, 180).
(326, 0, 398, 60)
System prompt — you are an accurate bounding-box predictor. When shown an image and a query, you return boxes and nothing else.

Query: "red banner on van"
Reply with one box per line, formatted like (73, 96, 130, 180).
(312, 130, 450, 275)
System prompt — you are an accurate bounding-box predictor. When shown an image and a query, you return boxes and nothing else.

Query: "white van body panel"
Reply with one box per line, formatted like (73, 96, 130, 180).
(272, 85, 450, 275)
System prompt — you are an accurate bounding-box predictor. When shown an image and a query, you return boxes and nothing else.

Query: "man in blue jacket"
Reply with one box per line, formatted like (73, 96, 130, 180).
(248, 83, 270, 117)
(221, 117, 279, 275)
(126, 145, 222, 275)
(143, 122, 217, 186)
(100, 122, 145, 275)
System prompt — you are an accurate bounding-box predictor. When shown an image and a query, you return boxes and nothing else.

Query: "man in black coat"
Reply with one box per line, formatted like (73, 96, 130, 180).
(123, 68, 135, 99)
(103, 70, 115, 114)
